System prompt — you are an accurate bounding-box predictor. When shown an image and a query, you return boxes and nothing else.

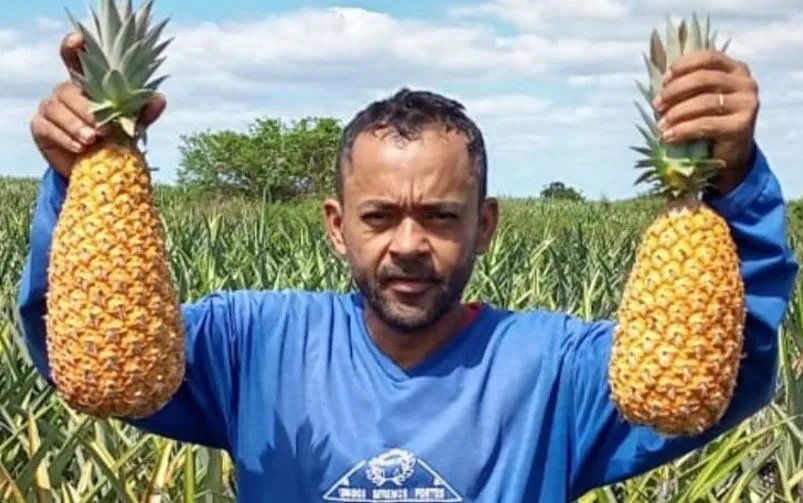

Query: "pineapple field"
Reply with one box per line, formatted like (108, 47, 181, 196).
(1, 175, 802, 502)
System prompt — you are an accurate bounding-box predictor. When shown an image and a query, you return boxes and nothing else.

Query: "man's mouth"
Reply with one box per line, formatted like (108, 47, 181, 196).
(384, 276, 437, 294)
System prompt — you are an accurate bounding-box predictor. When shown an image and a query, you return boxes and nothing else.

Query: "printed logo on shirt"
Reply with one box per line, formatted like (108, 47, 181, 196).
(322, 448, 463, 502)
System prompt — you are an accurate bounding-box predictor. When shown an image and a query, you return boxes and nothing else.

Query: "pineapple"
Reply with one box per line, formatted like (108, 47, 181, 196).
(607, 13, 746, 436)
(45, 0, 185, 419)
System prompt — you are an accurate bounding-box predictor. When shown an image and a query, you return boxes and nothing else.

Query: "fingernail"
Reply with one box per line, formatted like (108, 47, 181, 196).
(662, 69, 672, 84)
(662, 128, 675, 142)
(79, 127, 95, 143)
(72, 141, 84, 153)
(653, 95, 663, 111)
(66, 32, 82, 46)
(658, 118, 667, 131)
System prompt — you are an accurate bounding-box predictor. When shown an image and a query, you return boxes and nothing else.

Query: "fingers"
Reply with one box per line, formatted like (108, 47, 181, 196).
(661, 110, 753, 144)
(658, 92, 730, 130)
(38, 96, 96, 148)
(655, 70, 730, 112)
(652, 50, 759, 147)
(53, 81, 96, 126)
(30, 115, 84, 154)
(664, 49, 748, 82)
(140, 93, 167, 127)
(31, 80, 100, 164)
(60, 32, 84, 74)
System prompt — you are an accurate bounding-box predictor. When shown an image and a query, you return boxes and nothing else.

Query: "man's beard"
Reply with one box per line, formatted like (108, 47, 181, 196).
(350, 252, 476, 334)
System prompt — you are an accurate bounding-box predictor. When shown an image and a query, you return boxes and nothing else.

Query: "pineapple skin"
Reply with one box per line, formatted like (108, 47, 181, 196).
(608, 198, 746, 436)
(46, 141, 186, 419)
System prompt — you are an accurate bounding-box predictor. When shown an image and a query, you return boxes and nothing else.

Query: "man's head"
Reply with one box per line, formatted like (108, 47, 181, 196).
(323, 88, 499, 334)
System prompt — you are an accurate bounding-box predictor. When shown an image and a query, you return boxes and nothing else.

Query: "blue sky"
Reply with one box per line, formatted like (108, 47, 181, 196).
(1, 0, 801, 200)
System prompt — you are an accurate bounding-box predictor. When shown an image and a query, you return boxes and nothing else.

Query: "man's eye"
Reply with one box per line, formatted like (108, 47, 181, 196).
(362, 212, 389, 222)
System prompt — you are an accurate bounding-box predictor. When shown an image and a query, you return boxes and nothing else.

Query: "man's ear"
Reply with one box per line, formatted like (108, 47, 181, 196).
(323, 198, 347, 256)
(475, 197, 499, 255)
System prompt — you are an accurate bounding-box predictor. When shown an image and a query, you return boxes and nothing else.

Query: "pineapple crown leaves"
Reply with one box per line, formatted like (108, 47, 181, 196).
(631, 12, 731, 199)
(65, 0, 173, 143)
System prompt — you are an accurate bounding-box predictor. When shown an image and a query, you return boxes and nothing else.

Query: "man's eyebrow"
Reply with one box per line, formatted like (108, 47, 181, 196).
(357, 200, 466, 212)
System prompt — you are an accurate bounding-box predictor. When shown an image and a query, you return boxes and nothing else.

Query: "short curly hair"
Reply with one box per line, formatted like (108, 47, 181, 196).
(335, 88, 488, 201)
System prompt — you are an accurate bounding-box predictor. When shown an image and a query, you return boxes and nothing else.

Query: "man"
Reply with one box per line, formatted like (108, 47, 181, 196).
(18, 32, 799, 502)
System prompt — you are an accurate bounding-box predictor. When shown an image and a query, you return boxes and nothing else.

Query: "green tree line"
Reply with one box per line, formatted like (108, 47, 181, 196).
(175, 116, 585, 201)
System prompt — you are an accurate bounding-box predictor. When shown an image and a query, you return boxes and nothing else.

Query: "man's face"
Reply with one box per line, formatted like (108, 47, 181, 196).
(324, 126, 498, 333)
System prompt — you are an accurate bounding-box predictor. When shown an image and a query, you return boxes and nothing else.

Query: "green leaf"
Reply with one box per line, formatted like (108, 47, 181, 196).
(635, 80, 654, 108)
(649, 28, 666, 73)
(94, 108, 123, 126)
(142, 17, 171, 53)
(110, 8, 137, 67)
(635, 124, 661, 152)
(642, 53, 664, 94)
(77, 50, 109, 94)
(689, 12, 703, 53)
(69, 70, 104, 103)
(135, 0, 155, 40)
(117, 0, 133, 22)
(634, 100, 659, 136)
(145, 74, 169, 91)
(101, 69, 130, 104)
(629, 146, 654, 157)
(118, 39, 145, 78)
(635, 170, 658, 185)
(64, 10, 109, 70)
(99, 0, 122, 51)
(118, 116, 137, 138)
(87, 100, 115, 114)
(671, 163, 695, 177)
(0, 461, 25, 503)
(665, 15, 680, 63)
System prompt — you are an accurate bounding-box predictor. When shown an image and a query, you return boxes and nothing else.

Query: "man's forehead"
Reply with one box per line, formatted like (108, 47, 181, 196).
(351, 126, 468, 155)
(337, 125, 480, 205)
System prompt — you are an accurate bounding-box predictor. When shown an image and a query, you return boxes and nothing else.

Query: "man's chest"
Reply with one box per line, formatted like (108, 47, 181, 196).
(233, 401, 511, 502)
(231, 354, 569, 502)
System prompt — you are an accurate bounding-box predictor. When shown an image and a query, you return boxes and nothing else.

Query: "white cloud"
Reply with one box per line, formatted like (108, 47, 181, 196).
(0, 99, 35, 133)
(34, 17, 65, 33)
(465, 95, 551, 118)
(451, 0, 629, 30)
(0, 1, 801, 199)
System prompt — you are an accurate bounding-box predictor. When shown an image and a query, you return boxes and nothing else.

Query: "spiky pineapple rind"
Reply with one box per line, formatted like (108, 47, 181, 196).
(632, 12, 732, 200)
(47, 142, 186, 419)
(609, 200, 746, 436)
(65, 0, 172, 143)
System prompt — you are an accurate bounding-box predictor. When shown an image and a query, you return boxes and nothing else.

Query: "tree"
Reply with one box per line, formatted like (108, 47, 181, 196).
(176, 117, 342, 201)
(539, 181, 584, 201)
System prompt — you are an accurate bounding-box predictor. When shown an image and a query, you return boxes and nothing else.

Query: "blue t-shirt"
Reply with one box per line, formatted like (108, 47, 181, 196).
(17, 146, 799, 502)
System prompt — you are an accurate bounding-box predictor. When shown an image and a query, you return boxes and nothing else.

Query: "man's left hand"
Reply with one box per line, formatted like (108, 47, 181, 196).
(652, 49, 760, 195)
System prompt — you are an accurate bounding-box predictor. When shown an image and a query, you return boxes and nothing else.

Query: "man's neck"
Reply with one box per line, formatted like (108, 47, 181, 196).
(364, 303, 476, 369)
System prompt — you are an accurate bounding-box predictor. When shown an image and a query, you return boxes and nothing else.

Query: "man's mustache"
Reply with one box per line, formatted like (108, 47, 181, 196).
(378, 260, 440, 284)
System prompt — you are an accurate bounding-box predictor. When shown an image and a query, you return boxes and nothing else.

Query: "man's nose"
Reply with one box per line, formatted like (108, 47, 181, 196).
(388, 217, 429, 257)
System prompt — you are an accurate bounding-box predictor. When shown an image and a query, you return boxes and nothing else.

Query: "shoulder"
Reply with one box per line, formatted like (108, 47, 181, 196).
(187, 288, 352, 312)
(181, 289, 357, 335)
(483, 305, 616, 360)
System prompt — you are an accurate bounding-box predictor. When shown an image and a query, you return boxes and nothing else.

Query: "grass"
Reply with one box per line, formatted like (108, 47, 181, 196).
(1, 176, 802, 502)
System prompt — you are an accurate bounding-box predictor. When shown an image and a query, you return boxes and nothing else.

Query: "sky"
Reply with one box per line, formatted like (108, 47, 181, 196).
(1, 0, 801, 200)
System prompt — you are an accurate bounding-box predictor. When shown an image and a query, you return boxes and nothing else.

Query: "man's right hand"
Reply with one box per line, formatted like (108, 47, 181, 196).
(31, 32, 167, 179)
